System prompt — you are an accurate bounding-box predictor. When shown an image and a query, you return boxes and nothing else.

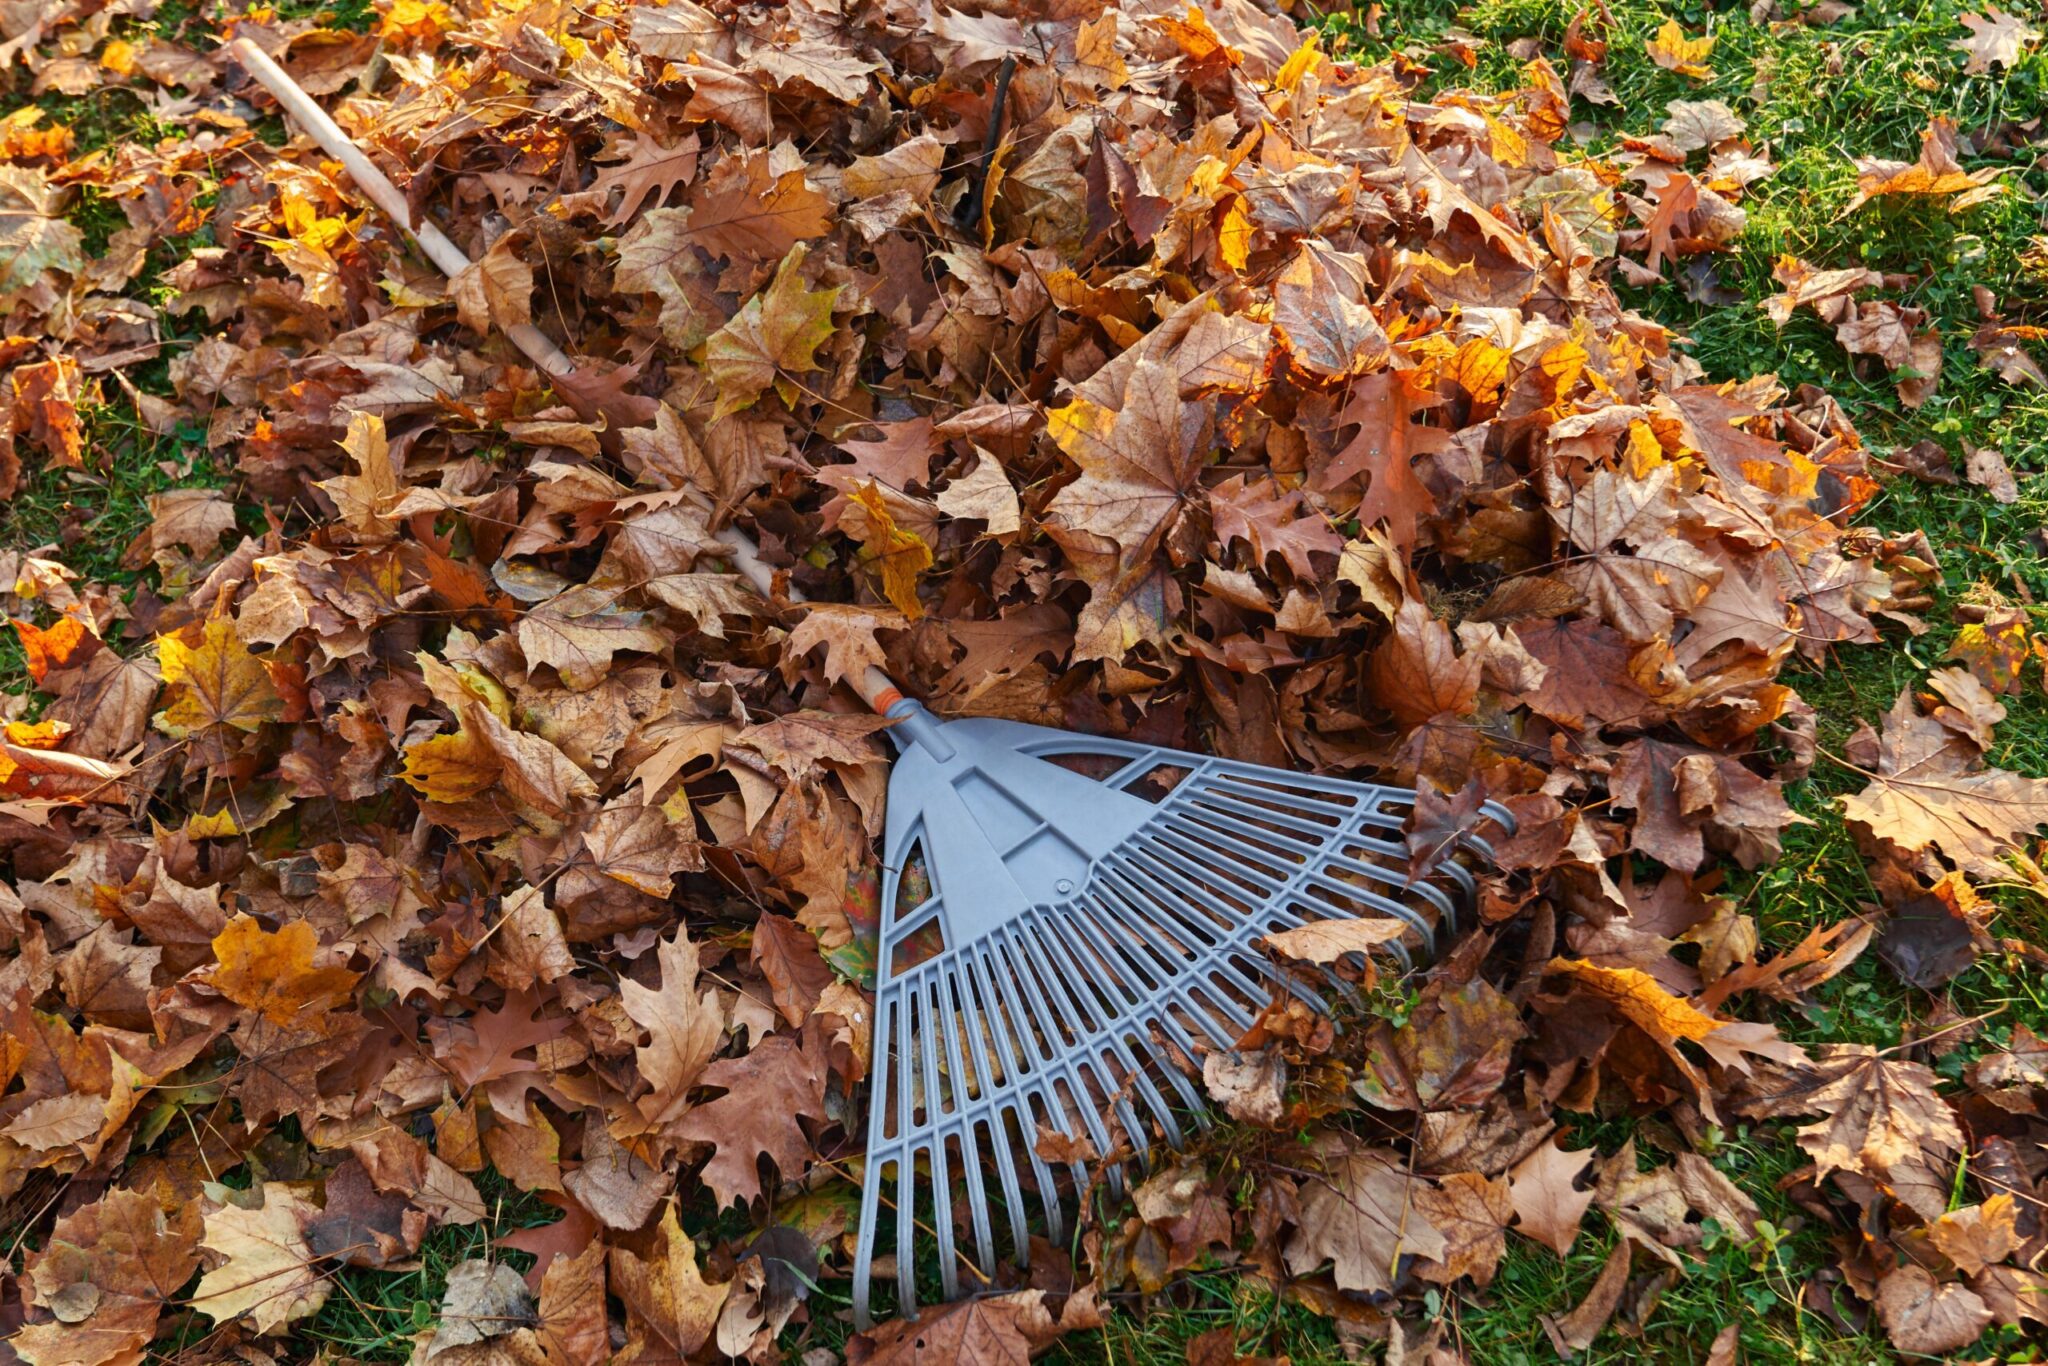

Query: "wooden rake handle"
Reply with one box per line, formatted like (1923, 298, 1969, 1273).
(229, 38, 905, 714)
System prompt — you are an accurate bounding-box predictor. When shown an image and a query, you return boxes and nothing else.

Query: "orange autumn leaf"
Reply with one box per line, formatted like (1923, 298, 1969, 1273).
(210, 915, 361, 1027)
(10, 615, 89, 683)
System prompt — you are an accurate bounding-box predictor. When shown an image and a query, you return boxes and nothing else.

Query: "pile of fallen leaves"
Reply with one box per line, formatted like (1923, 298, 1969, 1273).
(1, 0, 2047, 1359)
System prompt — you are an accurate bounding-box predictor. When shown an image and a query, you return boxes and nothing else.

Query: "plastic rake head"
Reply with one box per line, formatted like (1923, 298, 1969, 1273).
(849, 700, 1508, 1325)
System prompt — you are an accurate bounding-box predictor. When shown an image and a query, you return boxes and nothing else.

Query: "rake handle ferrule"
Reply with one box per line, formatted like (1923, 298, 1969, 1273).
(231, 39, 920, 721)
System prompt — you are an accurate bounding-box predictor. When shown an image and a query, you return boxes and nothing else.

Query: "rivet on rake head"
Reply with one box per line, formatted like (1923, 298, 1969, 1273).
(1055, 878, 1074, 895)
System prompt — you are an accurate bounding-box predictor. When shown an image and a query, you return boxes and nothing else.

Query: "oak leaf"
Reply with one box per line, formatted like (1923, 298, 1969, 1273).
(673, 1027, 831, 1208)
(1743, 1044, 1963, 1218)
(620, 929, 724, 1116)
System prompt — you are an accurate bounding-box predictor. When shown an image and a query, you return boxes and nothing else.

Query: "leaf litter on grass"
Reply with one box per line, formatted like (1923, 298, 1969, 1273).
(0, 0, 2043, 1361)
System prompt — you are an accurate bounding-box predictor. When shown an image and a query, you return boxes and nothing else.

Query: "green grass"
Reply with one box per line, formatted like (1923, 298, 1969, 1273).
(13, 0, 2048, 1360)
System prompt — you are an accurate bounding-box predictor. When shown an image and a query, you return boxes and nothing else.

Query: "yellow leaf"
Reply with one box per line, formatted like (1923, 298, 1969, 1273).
(155, 617, 285, 738)
(381, 0, 453, 42)
(847, 483, 931, 621)
(702, 244, 841, 421)
(1647, 18, 1714, 80)
(1547, 959, 1720, 1045)
(1626, 418, 1666, 475)
(1218, 194, 1254, 272)
(99, 39, 138, 74)
(1444, 337, 1510, 405)
(211, 915, 361, 1027)
(1536, 340, 1588, 402)
(401, 718, 502, 803)
(316, 411, 401, 537)
(278, 193, 347, 253)
(1272, 31, 1320, 92)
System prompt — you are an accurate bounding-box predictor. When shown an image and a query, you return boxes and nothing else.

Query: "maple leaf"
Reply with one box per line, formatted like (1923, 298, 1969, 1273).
(1954, 7, 2040, 74)
(1047, 356, 1212, 577)
(191, 1184, 330, 1334)
(678, 149, 832, 263)
(1280, 1130, 1445, 1293)
(145, 487, 237, 556)
(10, 613, 92, 684)
(673, 1027, 831, 1208)
(211, 915, 361, 1028)
(1207, 474, 1342, 579)
(1840, 687, 2048, 876)
(1847, 117, 2003, 213)
(935, 452, 1022, 537)
(784, 603, 907, 687)
(1551, 467, 1719, 642)
(450, 233, 533, 337)
(848, 1295, 1038, 1366)
(1259, 917, 1407, 965)
(518, 584, 670, 691)
(1930, 1197, 2019, 1277)
(1646, 19, 1714, 79)
(153, 616, 285, 738)
(1508, 1139, 1597, 1256)
(18, 1186, 201, 1366)
(1609, 737, 1802, 873)
(1743, 1044, 1964, 1218)
(1272, 242, 1390, 379)
(0, 164, 83, 297)
(609, 1205, 730, 1359)
(1877, 1265, 1994, 1355)
(703, 245, 842, 420)
(316, 410, 402, 538)
(1368, 599, 1481, 727)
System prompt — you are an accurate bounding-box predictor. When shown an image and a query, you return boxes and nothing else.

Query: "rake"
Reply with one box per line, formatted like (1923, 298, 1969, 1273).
(233, 42, 1512, 1327)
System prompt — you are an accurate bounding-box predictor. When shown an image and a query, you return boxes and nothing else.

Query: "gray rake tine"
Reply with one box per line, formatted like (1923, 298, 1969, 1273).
(934, 973, 1000, 1281)
(947, 940, 1066, 1267)
(1006, 918, 1145, 1173)
(1152, 816, 1456, 951)
(1147, 815, 1454, 945)
(1062, 871, 1226, 1084)
(919, 975, 960, 1302)
(1047, 896, 1196, 1150)
(1095, 855, 1298, 1022)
